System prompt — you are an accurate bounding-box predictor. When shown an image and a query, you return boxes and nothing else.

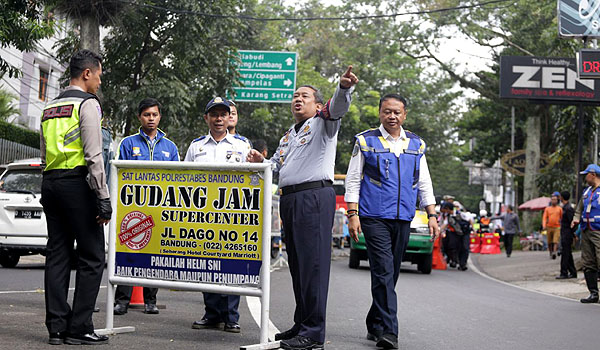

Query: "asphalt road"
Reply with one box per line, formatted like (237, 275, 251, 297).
(1, 254, 599, 349)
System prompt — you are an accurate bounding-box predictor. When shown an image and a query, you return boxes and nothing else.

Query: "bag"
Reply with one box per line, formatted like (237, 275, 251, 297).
(457, 218, 471, 236)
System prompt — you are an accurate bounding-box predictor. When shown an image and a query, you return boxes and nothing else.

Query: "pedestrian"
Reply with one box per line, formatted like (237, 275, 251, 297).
(543, 193, 563, 259)
(186, 97, 251, 333)
(344, 93, 439, 349)
(499, 205, 520, 257)
(556, 191, 577, 279)
(227, 99, 252, 147)
(113, 98, 179, 316)
(40, 49, 111, 345)
(440, 202, 462, 269)
(572, 164, 600, 303)
(247, 66, 358, 350)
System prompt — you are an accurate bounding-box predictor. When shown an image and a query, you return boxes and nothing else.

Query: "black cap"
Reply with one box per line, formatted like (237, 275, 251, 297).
(441, 202, 454, 211)
(204, 97, 230, 114)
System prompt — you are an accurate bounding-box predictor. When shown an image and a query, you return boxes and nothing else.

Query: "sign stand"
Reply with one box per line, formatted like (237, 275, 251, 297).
(95, 161, 276, 349)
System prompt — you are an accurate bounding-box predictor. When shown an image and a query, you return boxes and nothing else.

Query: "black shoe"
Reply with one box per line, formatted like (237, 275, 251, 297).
(449, 262, 457, 268)
(280, 335, 324, 350)
(376, 333, 398, 349)
(366, 329, 382, 342)
(275, 327, 299, 341)
(459, 265, 468, 271)
(555, 275, 569, 280)
(48, 332, 67, 345)
(580, 292, 599, 303)
(506, 254, 511, 258)
(581, 271, 599, 303)
(552, 254, 557, 260)
(143, 303, 159, 314)
(114, 303, 128, 315)
(191, 318, 223, 330)
(568, 274, 578, 279)
(224, 323, 241, 333)
(65, 333, 109, 345)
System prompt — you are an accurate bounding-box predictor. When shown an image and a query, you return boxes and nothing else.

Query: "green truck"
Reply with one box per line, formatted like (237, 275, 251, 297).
(348, 211, 434, 274)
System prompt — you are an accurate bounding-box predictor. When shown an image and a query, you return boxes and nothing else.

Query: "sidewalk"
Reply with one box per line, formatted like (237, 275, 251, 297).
(473, 250, 589, 301)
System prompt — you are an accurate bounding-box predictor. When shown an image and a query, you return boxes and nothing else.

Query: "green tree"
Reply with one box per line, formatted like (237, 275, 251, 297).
(0, 0, 55, 77)
(0, 88, 18, 121)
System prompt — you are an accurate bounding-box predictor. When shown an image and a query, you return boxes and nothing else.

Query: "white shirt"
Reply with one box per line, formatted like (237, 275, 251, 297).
(344, 124, 436, 208)
(184, 132, 251, 163)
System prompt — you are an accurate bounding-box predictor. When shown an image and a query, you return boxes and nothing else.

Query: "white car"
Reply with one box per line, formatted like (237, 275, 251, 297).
(0, 159, 46, 267)
(0, 159, 109, 268)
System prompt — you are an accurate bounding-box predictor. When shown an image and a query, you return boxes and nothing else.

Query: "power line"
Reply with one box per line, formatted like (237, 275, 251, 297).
(117, 0, 513, 22)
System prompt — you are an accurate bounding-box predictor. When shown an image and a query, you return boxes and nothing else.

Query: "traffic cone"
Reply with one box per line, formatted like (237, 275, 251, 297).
(129, 286, 145, 308)
(432, 236, 447, 270)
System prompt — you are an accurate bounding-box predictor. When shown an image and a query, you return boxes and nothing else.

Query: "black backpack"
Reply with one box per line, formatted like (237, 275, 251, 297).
(456, 218, 471, 236)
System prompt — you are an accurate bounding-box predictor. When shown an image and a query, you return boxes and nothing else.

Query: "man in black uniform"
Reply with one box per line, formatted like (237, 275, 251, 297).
(40, 50, 111, 345)
(557, 191, 577, 279)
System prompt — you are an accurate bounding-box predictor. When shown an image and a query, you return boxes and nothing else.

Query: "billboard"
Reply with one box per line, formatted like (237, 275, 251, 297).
(558, 0, 600, 37)
(499, 55, 600, 102)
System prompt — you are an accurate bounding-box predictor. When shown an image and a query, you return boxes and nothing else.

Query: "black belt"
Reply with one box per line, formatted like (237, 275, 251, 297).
(279, 180, 333, 196)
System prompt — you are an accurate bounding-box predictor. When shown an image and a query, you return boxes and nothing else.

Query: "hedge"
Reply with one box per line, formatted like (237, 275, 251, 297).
(0, 120, 40, 149)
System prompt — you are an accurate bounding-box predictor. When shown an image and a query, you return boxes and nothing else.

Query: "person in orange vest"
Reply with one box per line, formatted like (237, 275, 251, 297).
(543, 193, 563, 259)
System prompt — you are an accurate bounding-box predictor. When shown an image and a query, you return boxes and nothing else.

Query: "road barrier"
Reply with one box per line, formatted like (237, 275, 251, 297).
(97, 160, 277, 350)
(480, 232, 501, 254)
(470, 233, 481, 253)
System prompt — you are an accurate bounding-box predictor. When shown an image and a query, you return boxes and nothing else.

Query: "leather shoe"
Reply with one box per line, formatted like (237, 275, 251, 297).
(366, 329, 382, 342)
(580, 292, 599, 303)
(191, 318, 223, 330)
(48, 332, 67, 345)
(376, 333, 399, 349)
(224, 323, 241, 333)
(280, 335, 324, 350)
(144, 303, 159, 314)
(275, 327, 299, 341)
(65, 332, 109, 345)
(555, 275, 569, 280)
(568, 274, 578, 279)
(114, 303, 128, 315)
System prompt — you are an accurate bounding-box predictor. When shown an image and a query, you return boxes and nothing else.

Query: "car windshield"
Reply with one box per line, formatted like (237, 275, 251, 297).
(0, 168, 42, 193)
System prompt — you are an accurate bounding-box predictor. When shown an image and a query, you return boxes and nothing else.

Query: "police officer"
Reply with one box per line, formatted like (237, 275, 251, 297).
(40, 49, 111, 345)
(345, 93, 439, 349)
(247, 66, 358, 350)
(186, 97, 251, 332)
(227, 99, 252, 147)
(572, 164, 600, 303)
(113, 98, 179, 316)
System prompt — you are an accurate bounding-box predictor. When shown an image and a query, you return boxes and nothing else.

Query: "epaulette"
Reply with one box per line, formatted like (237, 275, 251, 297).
(192, 135, 207, 143)
(356, 128, 380, 138)
(233, 134, 248, 142)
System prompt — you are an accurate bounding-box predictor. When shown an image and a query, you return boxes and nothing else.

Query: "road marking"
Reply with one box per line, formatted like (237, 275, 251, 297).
(245, 296, 280, 340)
(468, 257, 599, 305)
(0, 286, 107, 295)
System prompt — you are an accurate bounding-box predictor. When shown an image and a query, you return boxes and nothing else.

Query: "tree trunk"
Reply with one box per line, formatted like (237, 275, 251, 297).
(522, 114, 541, 234)
(79, 12, 100, 53)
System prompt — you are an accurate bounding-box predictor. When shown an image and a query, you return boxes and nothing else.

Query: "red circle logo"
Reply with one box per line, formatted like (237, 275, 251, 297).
(119, 211, 155, 250)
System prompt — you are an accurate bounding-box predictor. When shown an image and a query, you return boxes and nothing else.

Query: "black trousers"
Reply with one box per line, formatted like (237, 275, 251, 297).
(202, 293, 240, 324)
(560, 234, 577, 276)
(42, 176, 105, 335)
(361, 217, 411, 337)
(280, 186, 335, 343)
(115, 285, 158, 305)
(504, 234, 515, 256)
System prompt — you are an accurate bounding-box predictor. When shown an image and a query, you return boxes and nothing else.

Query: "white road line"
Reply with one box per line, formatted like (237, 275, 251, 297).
(0, 286, 107, 295)
(467, 257, 598, 304)
(245, 296, 280, 340)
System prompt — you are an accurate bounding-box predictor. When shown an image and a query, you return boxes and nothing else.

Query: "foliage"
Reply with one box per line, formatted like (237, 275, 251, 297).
(0, 0, 55, 78)
(0, 88, 18, 121)
(0, 120, 40, 148)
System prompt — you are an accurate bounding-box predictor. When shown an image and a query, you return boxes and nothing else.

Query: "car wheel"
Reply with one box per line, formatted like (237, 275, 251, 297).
(418, 254, 432, 274)
(349, 248, 360, 269)
(0, 253, 20, 268)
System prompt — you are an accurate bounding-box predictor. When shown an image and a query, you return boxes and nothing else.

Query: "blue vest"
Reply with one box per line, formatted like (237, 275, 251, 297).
(580, 186, 600, 231)
(357, 128, 425, 221)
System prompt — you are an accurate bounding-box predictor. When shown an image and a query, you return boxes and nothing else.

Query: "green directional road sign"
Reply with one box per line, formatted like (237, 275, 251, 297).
(231, 50, 298, 103)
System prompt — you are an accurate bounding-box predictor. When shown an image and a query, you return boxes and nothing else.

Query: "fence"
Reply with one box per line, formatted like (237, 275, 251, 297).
(0, 138, 40, 164)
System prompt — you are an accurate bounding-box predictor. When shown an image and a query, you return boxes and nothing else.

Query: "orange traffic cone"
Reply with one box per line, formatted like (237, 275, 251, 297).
(129, 286, 145, 308)
(432, 236, 447, 270)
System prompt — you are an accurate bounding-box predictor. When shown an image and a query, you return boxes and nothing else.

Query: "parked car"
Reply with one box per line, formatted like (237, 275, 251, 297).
(349, 210, 434, 274)
(0, 159, 46, 267)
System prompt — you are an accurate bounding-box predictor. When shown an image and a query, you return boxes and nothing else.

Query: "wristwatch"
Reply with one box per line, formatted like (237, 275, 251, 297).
(427, 213, 438, 219)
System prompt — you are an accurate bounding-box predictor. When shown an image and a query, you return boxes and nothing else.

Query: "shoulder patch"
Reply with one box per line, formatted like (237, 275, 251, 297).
(356, 128, 381, 138)
(233, 134, 249, 142)
(192, 135, 207, 143)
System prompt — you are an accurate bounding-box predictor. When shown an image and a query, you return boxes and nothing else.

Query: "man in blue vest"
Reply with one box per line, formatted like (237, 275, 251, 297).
(572, 164, 600, 303)
(113, 98, 179, 315)
(345, 93, 439, 349)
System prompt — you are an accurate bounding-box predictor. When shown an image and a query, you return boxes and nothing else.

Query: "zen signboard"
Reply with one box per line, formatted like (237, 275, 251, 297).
(558, 0, 600, 37)
(499, 55, 600, 102)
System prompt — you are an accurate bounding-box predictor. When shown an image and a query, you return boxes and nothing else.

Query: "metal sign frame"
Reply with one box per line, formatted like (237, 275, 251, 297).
(97, 160, 274, 348)
(558, 0, 600, 38)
